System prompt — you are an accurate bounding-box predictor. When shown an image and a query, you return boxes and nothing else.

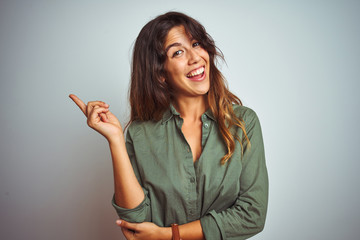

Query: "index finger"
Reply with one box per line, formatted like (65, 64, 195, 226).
(69, 94, 87, 115)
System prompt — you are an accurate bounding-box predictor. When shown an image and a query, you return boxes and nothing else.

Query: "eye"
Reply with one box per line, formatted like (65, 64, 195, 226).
(172, 50, 183, 57)
(193, 42, 201, 47)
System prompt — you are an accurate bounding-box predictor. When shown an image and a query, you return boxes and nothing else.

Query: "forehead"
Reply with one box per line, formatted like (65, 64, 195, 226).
(164, 25, 192, 48)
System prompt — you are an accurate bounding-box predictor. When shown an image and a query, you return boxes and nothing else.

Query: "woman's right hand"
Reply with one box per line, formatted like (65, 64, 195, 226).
(69, 94, 123, 141)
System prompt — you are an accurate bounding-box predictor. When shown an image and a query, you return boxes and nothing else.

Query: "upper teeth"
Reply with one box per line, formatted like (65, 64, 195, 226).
(187, 67, 204, 77)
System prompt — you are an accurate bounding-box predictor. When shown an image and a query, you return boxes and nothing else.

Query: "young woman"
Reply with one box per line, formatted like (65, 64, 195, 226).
(70, 12, 268, 240)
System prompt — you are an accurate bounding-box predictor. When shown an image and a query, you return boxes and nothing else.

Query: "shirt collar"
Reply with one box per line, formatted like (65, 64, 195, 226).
(204, 108, 216, 121)
(161, 104, 216, 124)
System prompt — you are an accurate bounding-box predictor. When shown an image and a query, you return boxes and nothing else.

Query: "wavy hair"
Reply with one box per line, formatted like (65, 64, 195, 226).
(127, 12, 249, 164)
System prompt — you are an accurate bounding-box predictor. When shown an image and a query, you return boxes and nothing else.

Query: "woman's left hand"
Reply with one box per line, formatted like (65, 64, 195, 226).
(116, 219, 170, 240)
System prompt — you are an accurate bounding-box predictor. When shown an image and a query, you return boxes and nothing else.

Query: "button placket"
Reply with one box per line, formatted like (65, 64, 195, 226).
(175, 117, 191, 158)
(172, 114, 198, 220)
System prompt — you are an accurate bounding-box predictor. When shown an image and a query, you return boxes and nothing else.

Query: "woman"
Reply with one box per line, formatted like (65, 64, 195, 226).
(70, 12, 268, 240)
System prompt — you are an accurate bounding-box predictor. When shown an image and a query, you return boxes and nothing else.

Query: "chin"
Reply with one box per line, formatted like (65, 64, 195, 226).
(196, 88, 210, 96)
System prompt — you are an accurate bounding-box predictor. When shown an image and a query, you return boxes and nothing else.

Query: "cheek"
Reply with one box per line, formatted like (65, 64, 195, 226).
(200, 49, 210, 60)
(168, 63, 185, 77)
(165, 66, 183, 86)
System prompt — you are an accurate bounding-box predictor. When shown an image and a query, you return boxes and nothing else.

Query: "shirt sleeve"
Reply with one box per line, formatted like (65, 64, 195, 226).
(111, 126, 152, 223)
(200, 109, 269, 240)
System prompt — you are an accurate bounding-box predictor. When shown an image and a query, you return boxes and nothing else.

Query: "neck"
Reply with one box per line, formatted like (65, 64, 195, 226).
(172, 95, 208, 122)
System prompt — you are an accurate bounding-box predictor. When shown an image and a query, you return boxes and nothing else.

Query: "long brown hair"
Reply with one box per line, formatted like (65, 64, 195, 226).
(127, 12, 249, 164)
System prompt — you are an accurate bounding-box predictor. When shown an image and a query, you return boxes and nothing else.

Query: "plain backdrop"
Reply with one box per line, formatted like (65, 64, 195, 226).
(1, 0, 359, 239)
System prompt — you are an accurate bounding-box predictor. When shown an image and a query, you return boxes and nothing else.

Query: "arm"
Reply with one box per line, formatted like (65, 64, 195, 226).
(118, 219, 205, 240)
(200, 110, 268, 240)
(178, 220, 205, 240)
(110, 133, 145, 209)
(69, 94, 145, 210)
(112, 127, 152, 222)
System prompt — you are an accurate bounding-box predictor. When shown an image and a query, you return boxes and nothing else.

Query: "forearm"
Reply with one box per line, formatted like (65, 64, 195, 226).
(109, 136, 145, 209)
(160, 220, 205, 240)
(179, 220, 205, 240)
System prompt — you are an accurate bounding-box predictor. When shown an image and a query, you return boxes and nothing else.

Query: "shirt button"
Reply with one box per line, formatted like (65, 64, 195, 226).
(204, 123, 209, 128)
(190, 177, 195, 183)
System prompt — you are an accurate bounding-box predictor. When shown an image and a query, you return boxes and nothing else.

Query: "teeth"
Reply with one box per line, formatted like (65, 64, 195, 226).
(187, 67, 204, 77)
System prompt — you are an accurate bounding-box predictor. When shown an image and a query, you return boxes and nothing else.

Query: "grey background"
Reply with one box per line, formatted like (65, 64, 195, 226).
(1, 0, 359, 239)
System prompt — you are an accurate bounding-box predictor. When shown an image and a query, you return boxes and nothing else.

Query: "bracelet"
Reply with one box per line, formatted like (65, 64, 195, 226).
(171, 223, 181, 240)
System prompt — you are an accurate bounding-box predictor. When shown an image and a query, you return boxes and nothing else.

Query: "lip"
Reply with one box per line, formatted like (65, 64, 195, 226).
(186, 66, 204, 76)
(186, 65, 206, 82)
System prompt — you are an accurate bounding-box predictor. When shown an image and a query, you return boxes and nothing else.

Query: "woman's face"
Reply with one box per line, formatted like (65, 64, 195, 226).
(163, 25, 210, 100)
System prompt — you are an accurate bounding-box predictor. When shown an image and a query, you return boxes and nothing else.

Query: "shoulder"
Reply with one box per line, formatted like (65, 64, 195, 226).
(126, 119, 163, 139)
(232, 105, 264, 148)
(232, 105, 263, 136)
(232, 105, 259, 124)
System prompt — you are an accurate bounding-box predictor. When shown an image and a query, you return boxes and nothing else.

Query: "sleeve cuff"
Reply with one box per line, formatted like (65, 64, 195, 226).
(200, 210, 225, 240)
(111, 193, 151, 223)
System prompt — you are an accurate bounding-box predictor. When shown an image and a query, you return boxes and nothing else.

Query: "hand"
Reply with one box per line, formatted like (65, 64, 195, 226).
(69, 94, 123, 141)
(116, 219, 171, 240)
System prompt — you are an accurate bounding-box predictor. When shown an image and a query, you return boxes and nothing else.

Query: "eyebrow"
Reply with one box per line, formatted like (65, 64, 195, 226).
(165, 42, 182, 54)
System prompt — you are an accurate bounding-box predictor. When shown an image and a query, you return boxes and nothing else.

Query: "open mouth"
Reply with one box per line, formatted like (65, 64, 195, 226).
(186, 66, 205, 79)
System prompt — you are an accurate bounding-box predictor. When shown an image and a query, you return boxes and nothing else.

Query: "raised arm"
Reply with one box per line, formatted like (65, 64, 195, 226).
(69, 94, 144, 209)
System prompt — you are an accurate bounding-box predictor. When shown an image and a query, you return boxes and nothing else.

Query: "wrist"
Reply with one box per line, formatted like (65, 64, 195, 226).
(158, 227, 172, 240)
(107, 133, 125, 146)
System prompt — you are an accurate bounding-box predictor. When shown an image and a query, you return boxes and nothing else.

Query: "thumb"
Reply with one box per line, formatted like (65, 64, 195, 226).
(116, 219, 138, 232)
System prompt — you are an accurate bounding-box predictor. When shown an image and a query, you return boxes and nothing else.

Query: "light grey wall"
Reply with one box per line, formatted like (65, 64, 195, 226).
(1, 0, 359, 239)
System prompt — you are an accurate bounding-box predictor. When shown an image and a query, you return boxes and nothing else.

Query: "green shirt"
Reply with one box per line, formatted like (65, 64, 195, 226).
(112, 105, 268, 240)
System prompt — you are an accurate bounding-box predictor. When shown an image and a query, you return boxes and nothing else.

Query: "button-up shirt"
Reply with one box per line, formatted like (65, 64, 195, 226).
(112, 105, 268, 240)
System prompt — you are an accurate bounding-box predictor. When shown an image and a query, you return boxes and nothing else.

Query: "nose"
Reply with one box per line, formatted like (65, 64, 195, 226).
(187, 48, 201, 64)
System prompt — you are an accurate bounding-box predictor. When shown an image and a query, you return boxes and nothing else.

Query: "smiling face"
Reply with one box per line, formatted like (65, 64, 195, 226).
(163, 25, 210, 101)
